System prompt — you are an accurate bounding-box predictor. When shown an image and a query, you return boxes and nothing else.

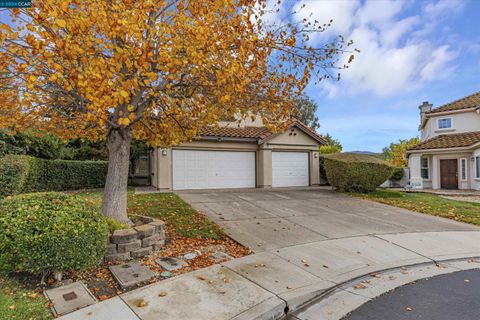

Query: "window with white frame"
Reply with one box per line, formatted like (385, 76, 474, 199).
(460, 158, 467, 181)
(438, 118, 452, 129)
(421, 157, 429, 179)
(476, 156, 480, 179)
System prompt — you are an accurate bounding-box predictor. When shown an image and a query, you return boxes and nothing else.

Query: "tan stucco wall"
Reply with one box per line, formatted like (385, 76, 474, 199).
(409, 151, 475, 190)
(264, 128, 319, 150)
(422, 111, 480, 140)
(155, 126, 321, 190)
(257, 149, 272, 188)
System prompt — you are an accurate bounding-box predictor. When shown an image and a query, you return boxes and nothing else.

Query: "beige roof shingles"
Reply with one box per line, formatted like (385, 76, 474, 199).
(198, 120, 328, 145)
(408, 131, 480, 151)
(427, 91, 480, 114)
(199, 126, 271, 140)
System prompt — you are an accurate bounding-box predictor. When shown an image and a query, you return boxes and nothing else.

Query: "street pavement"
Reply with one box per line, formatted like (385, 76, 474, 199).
(343, 268, 480, 320)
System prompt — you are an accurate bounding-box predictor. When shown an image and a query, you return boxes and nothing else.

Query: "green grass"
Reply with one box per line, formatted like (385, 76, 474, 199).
(127, 192, 224, 239)
(351, 189, 480, 226)
(0, 277, 51, 320)
(73, 189, 224, 239)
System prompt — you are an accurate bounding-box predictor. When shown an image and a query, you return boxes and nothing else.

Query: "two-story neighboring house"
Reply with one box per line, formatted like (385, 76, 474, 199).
(150, 116, 326, 191)
(407, 92, 480, 190)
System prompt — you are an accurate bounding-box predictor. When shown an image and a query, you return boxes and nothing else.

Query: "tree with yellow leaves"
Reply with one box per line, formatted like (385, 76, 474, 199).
(382, 137, 421, 167)
(0, 0, 353, 222)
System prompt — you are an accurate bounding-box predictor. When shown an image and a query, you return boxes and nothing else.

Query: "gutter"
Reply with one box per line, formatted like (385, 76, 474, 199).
(198, 136, 258, 143)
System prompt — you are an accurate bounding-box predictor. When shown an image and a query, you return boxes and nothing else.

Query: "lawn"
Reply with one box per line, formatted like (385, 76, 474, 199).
(351, 189, 480, 226)
(0, 277, 52, 320)
(73, 189, 224, 239)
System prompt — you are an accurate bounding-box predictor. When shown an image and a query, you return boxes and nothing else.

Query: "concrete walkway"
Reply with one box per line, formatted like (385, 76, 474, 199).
(60, 189, 480, 320)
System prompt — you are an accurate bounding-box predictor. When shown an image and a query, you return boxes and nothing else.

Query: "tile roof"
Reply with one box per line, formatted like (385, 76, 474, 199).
(427, 91, 480, 114)
(198, 120, 328, 145)
(198, 126, 272, 140)
(408, 131, 480, 151)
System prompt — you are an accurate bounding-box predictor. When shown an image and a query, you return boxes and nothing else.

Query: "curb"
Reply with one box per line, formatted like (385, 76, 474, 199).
(286, 257, 480, 320)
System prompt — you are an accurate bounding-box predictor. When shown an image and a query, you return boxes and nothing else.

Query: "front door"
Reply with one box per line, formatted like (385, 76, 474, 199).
(440, 159, 458, 189)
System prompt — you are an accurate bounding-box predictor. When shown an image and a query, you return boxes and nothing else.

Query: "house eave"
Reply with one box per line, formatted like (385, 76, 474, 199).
(420, 107, 479, 129)
(197, 136, 258, 143)
(406, 145, 475, 155)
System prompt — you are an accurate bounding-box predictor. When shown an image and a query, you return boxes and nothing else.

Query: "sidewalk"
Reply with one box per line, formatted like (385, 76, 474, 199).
(60, 231, 480, 320)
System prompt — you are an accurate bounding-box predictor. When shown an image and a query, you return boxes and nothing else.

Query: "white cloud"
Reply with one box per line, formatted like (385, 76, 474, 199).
(420, 45, 458, 81)
(356, 0, 404, 26)
(424, 0, 466, 16)
(286, 0, 463, 97)
(293, 0, 360, 37)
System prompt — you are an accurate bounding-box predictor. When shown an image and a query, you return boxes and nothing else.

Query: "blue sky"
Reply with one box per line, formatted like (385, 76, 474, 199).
(286, 0, 480, 152)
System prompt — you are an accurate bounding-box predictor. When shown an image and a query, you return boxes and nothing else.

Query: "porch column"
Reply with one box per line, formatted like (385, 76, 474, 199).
(158, 148, 172, 191)
(310, 151, 320, 186)
(257, 149, 272, 188)
(408, 154, 423, 189)
(431, 155, 440, 189)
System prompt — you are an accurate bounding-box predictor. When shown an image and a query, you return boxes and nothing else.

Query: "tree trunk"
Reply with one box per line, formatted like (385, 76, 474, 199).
(102, 128, 132, 223)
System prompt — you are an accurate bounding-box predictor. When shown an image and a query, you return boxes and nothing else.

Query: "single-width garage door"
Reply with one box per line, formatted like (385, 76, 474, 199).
(272, 152, 309, 187)
(173, 150, 255, 190)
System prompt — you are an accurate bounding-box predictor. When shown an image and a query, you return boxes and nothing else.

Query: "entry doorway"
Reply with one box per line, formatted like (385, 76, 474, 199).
(440, 159, 458, 189)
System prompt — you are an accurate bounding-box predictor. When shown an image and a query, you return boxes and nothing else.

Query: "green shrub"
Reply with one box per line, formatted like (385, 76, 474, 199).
(324, 153, 394, 193)
(0, 155, 107, 198)
(105, 217, 131, 233)
(0, 192, 108, 275)
(390, 167, 405, 181)
(318, 155, 329, 185)
(0, 155, 32, 198)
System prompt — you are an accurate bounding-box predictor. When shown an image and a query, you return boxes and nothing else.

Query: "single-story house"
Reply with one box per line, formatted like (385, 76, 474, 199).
(150, 118, 326, 191)
(407, 92, 480, 190)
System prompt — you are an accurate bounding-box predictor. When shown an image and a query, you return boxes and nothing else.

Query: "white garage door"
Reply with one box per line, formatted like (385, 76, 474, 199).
(272, 152, 309, 187)
(173, 150, 255, 190)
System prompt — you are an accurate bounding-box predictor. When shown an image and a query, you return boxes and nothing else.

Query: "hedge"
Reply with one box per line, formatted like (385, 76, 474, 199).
(0, 192, 108, 275)
(324, 153, 394, 193)
(0, 155, 108, 198)
(390, 167, 405, 181)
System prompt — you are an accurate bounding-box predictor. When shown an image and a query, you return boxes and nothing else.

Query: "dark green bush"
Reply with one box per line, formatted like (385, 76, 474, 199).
(319, 155, 329, 185)
(390, 167, 405, 181)
(0, 155, 32, 198)
(0, 130, 63, 159)
(0, 155, 107, 198)
(324, 153, 394, 193)
(0, 193, 108, 275)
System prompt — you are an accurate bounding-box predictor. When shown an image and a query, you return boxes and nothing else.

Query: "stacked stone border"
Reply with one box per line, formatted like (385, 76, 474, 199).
(105, 215, 166, 262)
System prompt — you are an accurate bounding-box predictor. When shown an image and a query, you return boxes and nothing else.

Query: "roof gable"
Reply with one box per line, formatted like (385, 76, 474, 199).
(197, 120, 327, 145)
(258, 121, 327, 145)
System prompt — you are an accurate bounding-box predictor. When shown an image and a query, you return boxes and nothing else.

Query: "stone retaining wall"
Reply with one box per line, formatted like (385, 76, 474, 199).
(105, 215, 166, 262)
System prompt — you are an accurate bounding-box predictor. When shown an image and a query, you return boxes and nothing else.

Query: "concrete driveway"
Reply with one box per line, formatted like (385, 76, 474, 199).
(178, 187, 477, 252)
(63, 188, 480, 320)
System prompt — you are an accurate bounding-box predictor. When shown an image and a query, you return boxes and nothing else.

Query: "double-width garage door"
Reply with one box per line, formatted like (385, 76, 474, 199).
(173, 150, 256, 190)
(272, 152, 309, 187)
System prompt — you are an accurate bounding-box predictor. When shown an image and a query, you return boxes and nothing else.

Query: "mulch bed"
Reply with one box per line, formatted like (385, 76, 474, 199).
(64, 235, 251, 301)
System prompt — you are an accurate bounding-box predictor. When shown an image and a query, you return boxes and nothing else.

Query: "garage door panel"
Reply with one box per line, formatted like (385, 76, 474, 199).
(173, 150, 255, 190)
(272, 152, 309, 187)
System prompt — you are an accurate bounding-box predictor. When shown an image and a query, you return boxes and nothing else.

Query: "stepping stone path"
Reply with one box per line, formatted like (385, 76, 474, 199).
(210, 251, 233, 263)
(156, 257, 188, 271)
(109, 262, 155, 290)
(160, 271, 172, 278)
(183, 252, 198, 260)
(44, 281, 97, 317)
